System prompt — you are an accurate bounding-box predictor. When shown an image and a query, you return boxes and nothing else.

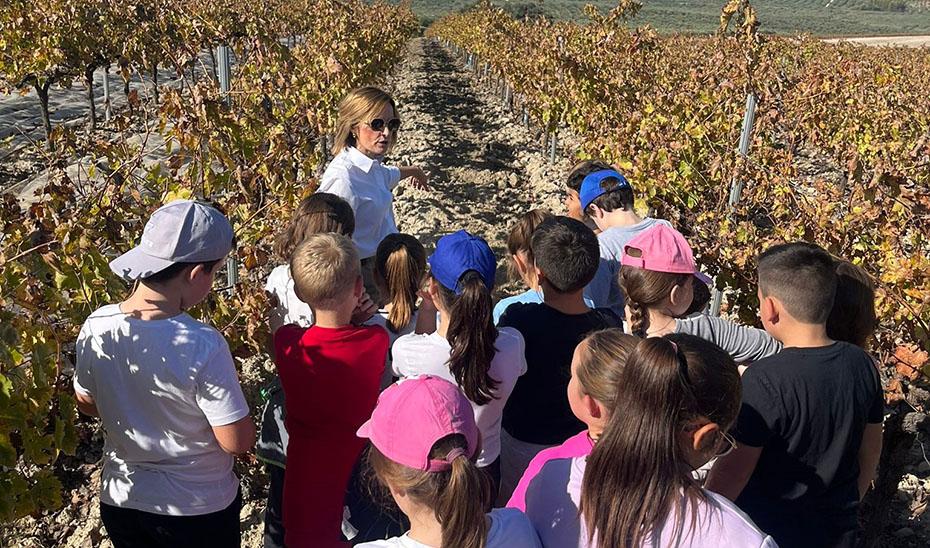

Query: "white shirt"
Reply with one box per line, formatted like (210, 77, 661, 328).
(73, 304, 250, 516)
(357, 507, 542, 548)
(524, 457, 777, 548)
(266, 264, 314, 332)
(391, 327, 527, 467)
(318, 147, 402, 259)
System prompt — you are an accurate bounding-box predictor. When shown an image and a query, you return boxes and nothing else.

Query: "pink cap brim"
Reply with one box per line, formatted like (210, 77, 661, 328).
(356, 419, 373, 439)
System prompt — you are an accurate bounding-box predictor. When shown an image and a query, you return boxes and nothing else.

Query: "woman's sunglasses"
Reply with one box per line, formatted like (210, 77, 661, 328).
(366, 118, 401, 132)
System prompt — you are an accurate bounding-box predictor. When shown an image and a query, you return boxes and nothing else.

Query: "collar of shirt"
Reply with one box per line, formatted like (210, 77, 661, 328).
(344, 146, 379, 173)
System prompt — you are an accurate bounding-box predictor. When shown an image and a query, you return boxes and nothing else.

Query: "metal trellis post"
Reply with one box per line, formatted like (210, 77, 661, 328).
(710, 92, 758, 317)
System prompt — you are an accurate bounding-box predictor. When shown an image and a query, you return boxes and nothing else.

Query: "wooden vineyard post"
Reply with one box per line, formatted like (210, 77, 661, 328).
(710, 92, 757, 316)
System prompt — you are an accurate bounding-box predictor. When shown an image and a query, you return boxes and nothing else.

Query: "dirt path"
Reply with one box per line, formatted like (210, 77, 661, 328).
(823, 35, 930, 47)
(388, 38, 571, 297)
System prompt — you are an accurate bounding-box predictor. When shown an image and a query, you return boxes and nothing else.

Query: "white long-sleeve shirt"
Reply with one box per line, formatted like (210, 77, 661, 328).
(318, 147, 402, 259)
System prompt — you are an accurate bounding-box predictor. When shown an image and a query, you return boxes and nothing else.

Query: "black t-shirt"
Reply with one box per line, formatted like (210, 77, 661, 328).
(733, 342, 883, 547)
(499, 302, 621, 445)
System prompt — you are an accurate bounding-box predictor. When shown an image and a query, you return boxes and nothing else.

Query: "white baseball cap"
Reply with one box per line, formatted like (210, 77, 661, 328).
(109, 200, 234, 281)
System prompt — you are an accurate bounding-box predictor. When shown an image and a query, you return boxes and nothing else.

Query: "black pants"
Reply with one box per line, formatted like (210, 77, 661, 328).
(264, 465, 286, 548)
(100, 490, 242, 548)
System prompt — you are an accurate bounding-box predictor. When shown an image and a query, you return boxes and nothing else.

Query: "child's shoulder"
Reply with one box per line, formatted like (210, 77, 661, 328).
(357, 322, 390, 341)
(700, 490, 775, 545)
(499, 301, 545, 320)
(83, 303, 124, 324)
(264, 264, 291, 289)
(488, 507, 540, 543)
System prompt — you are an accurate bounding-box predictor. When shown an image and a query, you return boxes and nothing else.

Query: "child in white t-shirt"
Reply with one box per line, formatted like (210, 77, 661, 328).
(356, 375, 541, 548)
(73, 200, 254, 546)
(391, 230, 527, 498)
(369, 233, 427, 384)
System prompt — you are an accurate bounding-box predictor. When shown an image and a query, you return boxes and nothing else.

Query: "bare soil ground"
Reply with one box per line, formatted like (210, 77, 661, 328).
(823, 35, 930, 46)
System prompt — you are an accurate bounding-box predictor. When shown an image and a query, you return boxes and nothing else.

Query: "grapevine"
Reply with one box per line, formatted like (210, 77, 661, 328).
(0, 0, 417, 522)
(429, 2, 928, 539)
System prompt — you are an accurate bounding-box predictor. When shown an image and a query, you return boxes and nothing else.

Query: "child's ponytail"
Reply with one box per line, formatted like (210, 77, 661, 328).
(439, 271, 500, 405)
(579, 334, 741, 548)
(375, 234, 427, 333)
(436, 440, 492, 548)
(368, 433, 491, 548)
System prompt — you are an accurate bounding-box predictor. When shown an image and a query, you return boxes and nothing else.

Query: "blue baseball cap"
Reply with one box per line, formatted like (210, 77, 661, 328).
(428, 230, 496, 294)
(579, 169, 631, 210)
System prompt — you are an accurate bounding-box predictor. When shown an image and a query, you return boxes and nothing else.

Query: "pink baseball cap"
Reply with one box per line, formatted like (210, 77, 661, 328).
(357, 375, 479, 472)
(620, 224, 712, 284)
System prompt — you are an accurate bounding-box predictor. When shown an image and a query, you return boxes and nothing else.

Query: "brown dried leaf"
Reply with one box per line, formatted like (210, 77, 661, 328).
(894, 345, 929, 381)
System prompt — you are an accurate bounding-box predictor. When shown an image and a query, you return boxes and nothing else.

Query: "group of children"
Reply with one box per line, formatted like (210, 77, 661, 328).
(74, 158, 884, 548)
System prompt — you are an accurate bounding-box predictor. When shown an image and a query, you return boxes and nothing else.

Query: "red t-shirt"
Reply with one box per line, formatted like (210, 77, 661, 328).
(274, 323, 389, 548)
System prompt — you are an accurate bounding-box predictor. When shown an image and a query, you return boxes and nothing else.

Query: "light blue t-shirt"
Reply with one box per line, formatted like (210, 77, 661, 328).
(493, 289, 595, 325)
(584, 217, 672, 317)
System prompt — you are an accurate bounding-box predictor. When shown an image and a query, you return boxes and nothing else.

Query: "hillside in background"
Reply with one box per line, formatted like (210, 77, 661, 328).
(406, 0, 930, 35)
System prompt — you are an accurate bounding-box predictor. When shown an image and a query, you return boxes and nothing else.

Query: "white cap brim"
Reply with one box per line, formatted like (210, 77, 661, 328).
(109, 246, 177, 281)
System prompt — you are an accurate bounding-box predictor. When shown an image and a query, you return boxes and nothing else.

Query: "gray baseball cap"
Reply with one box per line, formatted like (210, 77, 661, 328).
(109, 199, 234, 281)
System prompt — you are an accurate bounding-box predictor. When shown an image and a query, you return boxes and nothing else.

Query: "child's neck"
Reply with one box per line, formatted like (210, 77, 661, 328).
(772, 322, 834, 349)
(405, 503, 444, 547)
(542, 284, 590, 315)
(644, 308, 677, 336)
(437, 307, 450, 338)
(313, 307, 355, 328)
(121, 283, 183, 320)
(601, 208, 643, 229)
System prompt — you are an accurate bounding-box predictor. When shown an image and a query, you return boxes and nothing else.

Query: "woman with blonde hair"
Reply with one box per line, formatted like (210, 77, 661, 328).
(318, 86, 429, 304)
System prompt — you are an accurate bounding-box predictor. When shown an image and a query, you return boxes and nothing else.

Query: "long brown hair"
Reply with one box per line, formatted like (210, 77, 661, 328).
(827, 260, 877, 349)
(575, 329, 639, 410)
(506, 209, 553, 282)
(435, 272, 500, 406)
(273, 193, 355, 260)
(579, 334, 741, 548)
(619, 265, 691, 337)
(332, 86, 398, 155)
(369, 434, 491, 548)
(374, 234, 427, 333)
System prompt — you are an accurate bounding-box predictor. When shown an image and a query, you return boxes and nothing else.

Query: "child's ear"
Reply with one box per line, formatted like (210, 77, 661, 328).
(427, 277, 441, 299)
(585, 394, 604, 420)
(760, 295, 780, 325)
(354, 275, 364, 297)
(670, 283, 684, 308)
(588, 205, 604, 219)
(187, 263, 207, 284)
(534, 264, 546, 285)
(691, 422, 721, 455)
